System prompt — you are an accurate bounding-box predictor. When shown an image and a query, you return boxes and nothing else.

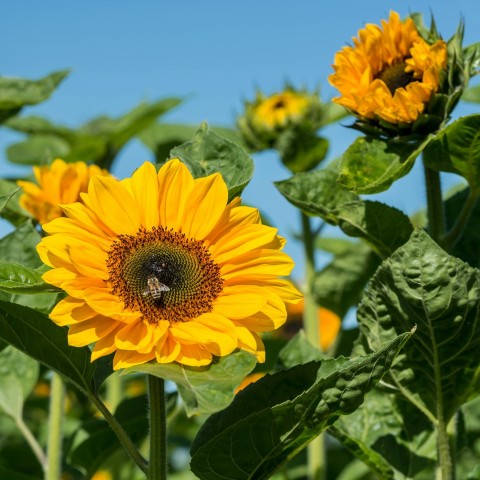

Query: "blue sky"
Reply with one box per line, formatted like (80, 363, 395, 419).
(1, 0, 479, 281)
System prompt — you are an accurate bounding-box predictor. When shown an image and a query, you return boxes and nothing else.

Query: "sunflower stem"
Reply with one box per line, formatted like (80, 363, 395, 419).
(89, 392, 148, 474)
(147, 375, 168, 480)
(423, 161, 446, 245)
(300, 212, 326, 480)
(45, 372, 65, 480)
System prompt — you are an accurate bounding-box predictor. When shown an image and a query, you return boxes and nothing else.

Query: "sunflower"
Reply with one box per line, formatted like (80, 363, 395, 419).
(329, 11, 447, 124)
(37, 159, 301, 370)
(17, 158, 112, 225)
(251, 91, 311, 130)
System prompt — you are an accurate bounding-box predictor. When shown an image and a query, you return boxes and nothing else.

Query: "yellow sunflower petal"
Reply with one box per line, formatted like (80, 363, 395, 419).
(156, 333, 181, 363)
(114, 320, 156, 351)
(68, 317, 121, 347)
(82, 176, 140, 235)
(182, 173, 228, 239)
(157, 159, 194, 231)
(175, 344, 212, 367)
(113, 349, 156, 370)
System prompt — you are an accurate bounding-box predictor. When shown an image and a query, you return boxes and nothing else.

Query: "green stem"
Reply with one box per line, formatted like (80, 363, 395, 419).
(147, 375, 168, 480)
(45, 372, 65, 480)
(89, 393, 148, 474)
(423, 162, 446, 244)
(437, 416, 454, 480)
(301, 212, 326, 480)
(443, 189, 479, 251)
(15, 416, 47, 470)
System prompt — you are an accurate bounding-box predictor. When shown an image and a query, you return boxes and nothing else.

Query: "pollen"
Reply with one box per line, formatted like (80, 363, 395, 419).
(106, 226, 223, 324)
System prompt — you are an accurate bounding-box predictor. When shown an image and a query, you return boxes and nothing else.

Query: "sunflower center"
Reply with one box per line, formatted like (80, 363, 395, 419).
(106, 227, 223, 324)
(376, 61, 414, 95)
(273, 99, 286, 110)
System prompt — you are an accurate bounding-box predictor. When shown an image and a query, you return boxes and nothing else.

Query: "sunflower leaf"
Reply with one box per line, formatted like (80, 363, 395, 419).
(140, 123, 244, 164)
(0, 300, 104, 396)
(5, 98, 180, 169)
(0, 179, 29, 226)
(423, 114, 480, 192)
(6, 135, 71, 165)
(0, 221, 42, 268)
(0, 70, 69, 123)
(337, 136, 430, 194)
(190, 331, 412, 480)
(169, 123, 254, 201)
(274, 169, 413, 257)
(313, 242, 381, 318)
(330, 388, 437, 480)
(358, 229, 480, 423)
(126, 350, 257, 416)
(0, 346, 39, 421)
(0, 261, 62, 294)
(69, 394, 151, 476)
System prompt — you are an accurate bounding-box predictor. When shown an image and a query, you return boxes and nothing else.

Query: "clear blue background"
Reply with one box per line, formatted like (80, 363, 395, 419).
(1, 0, 479, 282)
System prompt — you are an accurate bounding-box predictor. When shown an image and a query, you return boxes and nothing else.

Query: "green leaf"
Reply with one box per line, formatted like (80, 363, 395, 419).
(190, 332, 412, 480)
(169, 123, 254, 201)
(423, 115, 480, 192)
(337, 136, 429, 194)
(0, 300, 108, 395)
(5, 98, 180, 169)
(70, 395, 150, 476)
(462, 85, 480, 103)
(331, 388, 436, 479)
(6, 135, 70, 165)
(275, 169, 413, 257)
(0, 346, 39, 420)
(319, 103, 350, 127)
(313, 242, 380, 318)
(358, 229, 480, 422)
(276, 330, 326, 369)
(0, 261, 61, 294)
(444, 186, 480, 268)
(140, 123, 245, 164)
(0, 179, 29, 226)
(0, 221, 42, 267)
(126, 350, 256, 416)
(0, 70, 69, 110)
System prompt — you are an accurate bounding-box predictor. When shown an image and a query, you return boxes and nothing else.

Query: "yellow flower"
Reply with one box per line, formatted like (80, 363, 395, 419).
(285, 300, 341, 351)
(329, 11, 447, 124)
(17, 158, 112, 225)
(252, 91, 310, 130)
(91, 471, 112, 480)
(37, 159, 302, 370)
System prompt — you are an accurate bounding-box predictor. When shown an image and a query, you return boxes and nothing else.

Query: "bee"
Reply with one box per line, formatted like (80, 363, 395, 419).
(143, 274, 170, 299)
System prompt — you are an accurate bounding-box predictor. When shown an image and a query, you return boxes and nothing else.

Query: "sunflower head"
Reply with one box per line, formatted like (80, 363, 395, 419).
(329, 11, 466, 136)
(17, 158, 113, 225)
(237, 87, 323, 152)
(37, 159, 301, 370)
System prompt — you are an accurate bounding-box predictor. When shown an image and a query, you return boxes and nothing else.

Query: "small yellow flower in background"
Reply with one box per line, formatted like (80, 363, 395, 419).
(252, 91, 310, 130)
(329, 11, 447, 125)
(238, 87, 323, 153)
(285, 300, 341, 351)
(33, 380, 51, 398)
(17, 158, 112, 224)
(37, 159, 302, 370)
(91, 470, 112, 480)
